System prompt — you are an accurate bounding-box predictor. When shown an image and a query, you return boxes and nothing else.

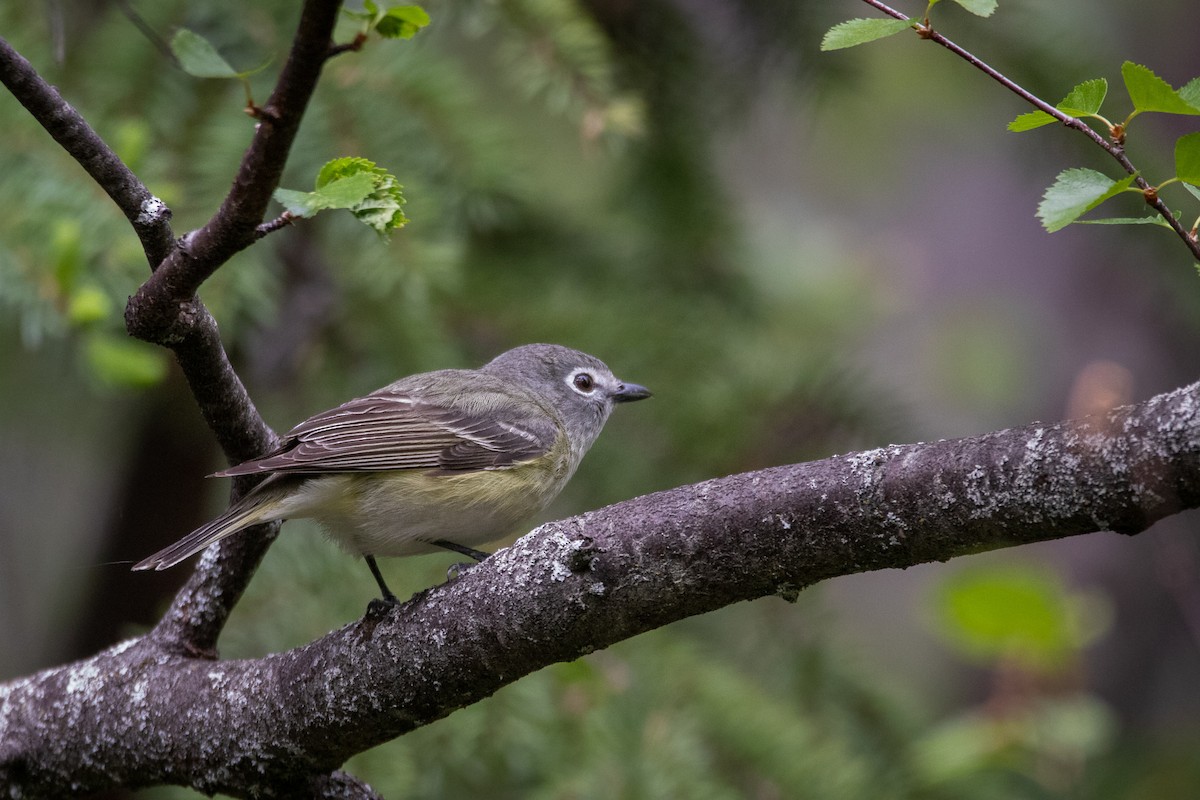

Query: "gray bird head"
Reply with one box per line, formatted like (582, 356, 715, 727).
(481, 343, 651, 454)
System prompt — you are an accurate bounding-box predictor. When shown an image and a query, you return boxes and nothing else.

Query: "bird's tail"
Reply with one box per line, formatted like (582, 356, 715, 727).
(132, 491, 281, 571)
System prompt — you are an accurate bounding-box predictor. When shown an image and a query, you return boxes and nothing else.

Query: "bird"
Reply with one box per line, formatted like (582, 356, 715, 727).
(133, 343, 651, 603)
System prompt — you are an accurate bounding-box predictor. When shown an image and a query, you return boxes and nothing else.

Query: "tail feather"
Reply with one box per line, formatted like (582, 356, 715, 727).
(132, 493, 279, 571)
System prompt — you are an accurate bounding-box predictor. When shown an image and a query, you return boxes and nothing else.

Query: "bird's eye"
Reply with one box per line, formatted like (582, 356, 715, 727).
(572, 372, 596, 393)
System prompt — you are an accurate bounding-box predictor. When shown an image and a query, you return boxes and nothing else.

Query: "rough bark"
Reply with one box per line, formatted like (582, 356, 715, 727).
(1, 381, 1197, 796)
(4, 2, 1200, 796)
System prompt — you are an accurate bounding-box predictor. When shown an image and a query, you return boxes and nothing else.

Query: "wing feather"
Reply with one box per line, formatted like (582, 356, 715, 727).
(216, 391, 557, 476)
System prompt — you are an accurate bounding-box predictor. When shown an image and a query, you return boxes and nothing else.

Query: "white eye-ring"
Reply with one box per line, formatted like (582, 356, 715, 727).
(569, 370, 597, 395)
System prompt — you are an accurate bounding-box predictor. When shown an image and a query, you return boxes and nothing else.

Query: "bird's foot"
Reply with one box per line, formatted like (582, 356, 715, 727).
(365, 593, 401, 619)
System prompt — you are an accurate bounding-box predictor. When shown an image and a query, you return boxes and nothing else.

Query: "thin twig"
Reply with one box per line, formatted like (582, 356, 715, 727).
(328, 32, 369, 58)
(114, 0, 178, 66)
(255, 211, 298, 238)
(860, 0, 1200, 261)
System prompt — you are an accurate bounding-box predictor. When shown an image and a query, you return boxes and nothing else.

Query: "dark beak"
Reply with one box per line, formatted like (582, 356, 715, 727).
(613, 381, 652, 403)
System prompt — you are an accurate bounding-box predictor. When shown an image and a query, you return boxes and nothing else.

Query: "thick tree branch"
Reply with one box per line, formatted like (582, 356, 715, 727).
(3, 381, 1197, 796)
(0, 35, 174, 267)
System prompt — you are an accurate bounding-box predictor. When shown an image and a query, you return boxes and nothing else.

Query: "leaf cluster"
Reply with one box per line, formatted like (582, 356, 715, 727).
(821, 0, 997, 52)
(1018, 64, 1200, 233)
(274, 156, 409, 237)
(344, 1, 431, 40)
(821, 1, 1200, 262)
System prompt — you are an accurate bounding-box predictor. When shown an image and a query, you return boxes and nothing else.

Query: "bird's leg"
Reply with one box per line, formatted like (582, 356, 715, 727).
(431, 539, 491, 562)
(431, 539, 491, 580)
(364, 554, 400, 613)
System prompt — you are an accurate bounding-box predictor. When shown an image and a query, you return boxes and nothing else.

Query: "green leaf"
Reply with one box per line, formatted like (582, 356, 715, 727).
(1077, 216, 1172, 227)
(1059, 78, 1108, 115)
(933, 564, 1108, 671)
(951, 0, 997, 17)
(171, 29, 239, 79)
(1037, 168, 1138, 232)
(273, 173, 377, 217)
(1183, 182, 1200, 203)
(1008, 110, 1056, 132)
(86, 335, 168, 388)
(820, 18, 912, 51)
(1122, 61, 1200, 115)
(1179, 76, 1200, 111)
(66, 285, 113, 326)
(315, 156, 372, 187)
(375, 5, 431, 39)
(274, 157, 409, 236)
(51, 219, 83, 295)
(1174, 132, 1200, 185)
(1008, 79, 1107, 132)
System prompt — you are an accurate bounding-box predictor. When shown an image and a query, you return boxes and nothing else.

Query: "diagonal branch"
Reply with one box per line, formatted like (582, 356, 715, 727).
(0, 35, 174, 267)
(860, 0, 1200, 261)
(125, 0, 346, 348)
(0, 2, 348, 655)
(128, 0, 348, 654)
(3, 380, 1197, 796)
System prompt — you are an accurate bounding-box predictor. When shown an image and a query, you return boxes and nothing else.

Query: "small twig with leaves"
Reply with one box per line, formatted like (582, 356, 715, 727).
(823, 0, 1200, 264)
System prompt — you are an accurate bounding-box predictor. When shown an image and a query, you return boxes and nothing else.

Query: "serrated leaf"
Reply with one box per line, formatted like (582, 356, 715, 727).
(277, 157, 409, 235)
(1008, 79, 1107, 132)
(317, 173, 378, 207)
(273, 173, 377, 217)
(951, 0, 997, 17)
(820, 17, 912, 51)
(1078, 216, 1172, 227)
(1059, 78, 1107, 115)
(1008, 110, 1056, 132)
(1122, 62, 1200, 115)
(1037, 168, 1138, 232)
(171, 29, 239, 79)
(316, 157, 376, 187)
(375, 5, 431, 39)
(1179, 77, 1200, 111)
(1174, 132, 1200, 185)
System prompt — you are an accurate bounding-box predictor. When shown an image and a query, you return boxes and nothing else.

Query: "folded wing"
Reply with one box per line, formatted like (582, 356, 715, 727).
(216, 393, 556, 476)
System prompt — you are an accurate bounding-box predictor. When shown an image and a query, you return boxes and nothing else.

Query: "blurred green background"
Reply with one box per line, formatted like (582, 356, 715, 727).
(2, 0, 1200, 797)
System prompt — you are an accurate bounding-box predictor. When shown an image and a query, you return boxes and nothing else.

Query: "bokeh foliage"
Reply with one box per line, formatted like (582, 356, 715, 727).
(2, 1, 1200, 797)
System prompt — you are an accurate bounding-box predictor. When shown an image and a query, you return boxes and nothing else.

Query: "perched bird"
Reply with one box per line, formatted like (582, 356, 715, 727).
(133, 344, 651, 603)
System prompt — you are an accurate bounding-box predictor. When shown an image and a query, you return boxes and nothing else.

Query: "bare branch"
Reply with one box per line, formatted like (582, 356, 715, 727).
(256, 211, 299, 238)
(3, 381, 1197, 796)
(0, 35, 174, 267)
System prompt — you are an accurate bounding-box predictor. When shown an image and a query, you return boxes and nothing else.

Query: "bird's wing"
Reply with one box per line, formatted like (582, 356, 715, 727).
(215, 393, 557, 476)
